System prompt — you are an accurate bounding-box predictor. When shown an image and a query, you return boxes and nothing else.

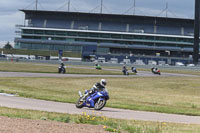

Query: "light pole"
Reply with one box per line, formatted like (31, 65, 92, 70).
(68, 0, 70, 12)
(100, 0, 103, 14)
(36, 0, 38, 10)
(193, 0, 200, 65)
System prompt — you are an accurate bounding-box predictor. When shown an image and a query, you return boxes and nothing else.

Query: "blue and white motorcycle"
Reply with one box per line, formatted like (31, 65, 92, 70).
(76, 89, 109, 110)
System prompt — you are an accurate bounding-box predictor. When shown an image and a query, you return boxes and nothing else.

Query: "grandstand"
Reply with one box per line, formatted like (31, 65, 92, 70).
(15, 10, 197, 64)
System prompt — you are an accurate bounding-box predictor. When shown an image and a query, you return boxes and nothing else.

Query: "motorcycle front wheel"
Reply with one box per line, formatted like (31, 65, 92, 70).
(76, 98, 84, 108)
(94, 99, 106, 110)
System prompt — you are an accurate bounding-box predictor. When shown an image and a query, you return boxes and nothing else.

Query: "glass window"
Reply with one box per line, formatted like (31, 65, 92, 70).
(166, 37, 176, 42)
(89, 33, 99, 37)
(78, 32, 88, 37)
(45, 30, 54, 35)
(97, 47, 109, 53)
(23, 29, 33, 34)
(53, 37, 65, 40)
(133, 35, 145, 39)
(144, 36, 154, 40)
(64, 45, 81, 52)
(100, 34, 111, 38)
(34, 30, 44, 34)
(176, 38, 184, 42)
(111, 34, 121, 39)
(22, 36, 33, 39)
(54, 45, 64, 50)
(32, 44, 43, 49)
(56, 31, 66, 36)
(156, 36, 167, 41)
(122, 35, 132, 39)
(68, 32, 78, 36)
(34, 36, 41, 39)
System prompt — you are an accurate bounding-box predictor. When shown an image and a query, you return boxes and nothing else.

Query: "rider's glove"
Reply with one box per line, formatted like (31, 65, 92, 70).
(89, 90, 93, 94)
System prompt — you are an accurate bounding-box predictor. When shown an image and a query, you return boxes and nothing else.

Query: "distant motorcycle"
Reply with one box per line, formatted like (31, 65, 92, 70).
(58, 66, 66, 74)
(151, 67, 161, 75)
(131, 67, 137, 73)
(76, 89, 109, 110)
(95, 64, 102, 70)
(122, 70, 129, 75)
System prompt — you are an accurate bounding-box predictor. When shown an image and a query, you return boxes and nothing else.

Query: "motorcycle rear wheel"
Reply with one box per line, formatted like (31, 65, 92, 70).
(76, 98, 84, 108)
(94, 99, 106, 110)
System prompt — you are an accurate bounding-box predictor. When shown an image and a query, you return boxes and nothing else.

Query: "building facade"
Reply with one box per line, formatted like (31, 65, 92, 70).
(15, 10, 199, 64)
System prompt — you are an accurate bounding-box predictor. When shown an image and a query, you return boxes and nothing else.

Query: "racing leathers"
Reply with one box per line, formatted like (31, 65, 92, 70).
(89, 82, 105, 94)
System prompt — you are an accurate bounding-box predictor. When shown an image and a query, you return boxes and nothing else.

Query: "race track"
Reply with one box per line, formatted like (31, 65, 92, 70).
(0, 71, 198, 78)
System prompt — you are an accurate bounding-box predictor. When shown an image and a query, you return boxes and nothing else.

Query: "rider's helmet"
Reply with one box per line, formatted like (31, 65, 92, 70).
(100, 79, 107, 87)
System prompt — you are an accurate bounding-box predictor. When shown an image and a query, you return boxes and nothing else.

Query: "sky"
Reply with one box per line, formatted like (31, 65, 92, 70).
(0, 0, 195, 48)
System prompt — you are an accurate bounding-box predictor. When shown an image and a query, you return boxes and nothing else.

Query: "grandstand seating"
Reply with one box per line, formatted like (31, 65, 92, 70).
(129, 24, 154, 33)
(73, 21, 99, 30)
(184, 27, 194, 36)
(156, 26, 181, 35)
(30, 17, 194, 36)
(31, 19, 44, 27)
(46, 19, 71, 29)
(101, 22, 126, 32)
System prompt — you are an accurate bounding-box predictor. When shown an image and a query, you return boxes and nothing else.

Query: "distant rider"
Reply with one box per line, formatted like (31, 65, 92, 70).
(58, 61, 66, 73)
(60, 61, 64, 67)
(152, 67, 158, 72)
(151, 67, 161, 75)
(95, 63, 101, 70)
(122, 65, 128, 75)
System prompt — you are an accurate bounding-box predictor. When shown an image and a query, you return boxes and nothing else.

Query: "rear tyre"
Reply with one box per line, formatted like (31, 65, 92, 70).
(94, 99, 106, 110)
(76, 98, 84, 108)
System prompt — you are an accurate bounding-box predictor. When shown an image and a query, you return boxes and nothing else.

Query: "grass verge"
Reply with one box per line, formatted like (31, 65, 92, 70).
(0, 106, 200, 133)
(0, 61, 135, 75)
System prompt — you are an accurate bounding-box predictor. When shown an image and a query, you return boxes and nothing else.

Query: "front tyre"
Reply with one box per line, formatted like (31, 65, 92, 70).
(94, 99, 106, 110)
(76, 98, 84, 108)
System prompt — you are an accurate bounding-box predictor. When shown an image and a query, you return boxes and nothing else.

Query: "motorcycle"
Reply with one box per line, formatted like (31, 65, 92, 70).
(151, 67, 161, 75)
(122, 69, 129, 75)
(76, 89, 109, 110)
(58, 66, 66, 74)
(131, 67, 137, 73)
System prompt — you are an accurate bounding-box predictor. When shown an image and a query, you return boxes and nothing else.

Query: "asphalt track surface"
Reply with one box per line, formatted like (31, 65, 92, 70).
(0, 71, 200, 124)
(0, 71, 199, 78)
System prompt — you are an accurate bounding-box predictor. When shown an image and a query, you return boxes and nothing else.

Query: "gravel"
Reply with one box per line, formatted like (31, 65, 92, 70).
(0, 116, 109, 133)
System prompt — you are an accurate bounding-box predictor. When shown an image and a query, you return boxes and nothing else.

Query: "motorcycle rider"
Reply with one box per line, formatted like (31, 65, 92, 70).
(152, 67, 157, 72)
(60, 61, 64, 68)
(58, 61, 66, 73)
(95, 63, 101, 70)
(122, 65, 128, 75)
(82, 79, 107, 101)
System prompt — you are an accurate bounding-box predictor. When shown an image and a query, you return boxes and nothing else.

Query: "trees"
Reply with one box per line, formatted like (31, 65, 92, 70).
(3, 42, 13, 49)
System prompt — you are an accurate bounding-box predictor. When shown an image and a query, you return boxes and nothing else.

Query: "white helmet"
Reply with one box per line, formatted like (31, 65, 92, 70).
(100, 79, 107, 87)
